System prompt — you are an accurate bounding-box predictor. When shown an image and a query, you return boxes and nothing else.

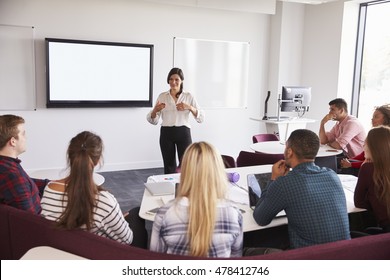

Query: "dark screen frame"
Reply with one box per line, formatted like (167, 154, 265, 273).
(45, 37, 154, 108)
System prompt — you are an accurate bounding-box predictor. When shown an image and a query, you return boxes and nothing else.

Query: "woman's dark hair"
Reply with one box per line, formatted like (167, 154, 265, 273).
(167, 67, 184, 98)
(57, 131, 103, 230)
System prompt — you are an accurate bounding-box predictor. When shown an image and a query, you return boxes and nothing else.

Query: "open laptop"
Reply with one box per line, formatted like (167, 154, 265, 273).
(247, 173, 286, 217)
(144, 181, 175, 196)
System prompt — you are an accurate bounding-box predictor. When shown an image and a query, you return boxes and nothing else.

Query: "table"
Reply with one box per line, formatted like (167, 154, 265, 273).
(250, 141, 343, 157)
(139, 165, 363, 233)
(28, 169, 105, 186)
(251, 117, 316, 142)
(20, 246, 87, 260)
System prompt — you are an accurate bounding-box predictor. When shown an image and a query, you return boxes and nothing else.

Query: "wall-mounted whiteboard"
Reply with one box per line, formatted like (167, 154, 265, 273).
(173, 37, 249, 109)
(0, 25, 36, 110)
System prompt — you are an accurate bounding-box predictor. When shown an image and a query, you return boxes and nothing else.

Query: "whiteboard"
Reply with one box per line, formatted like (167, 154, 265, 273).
(173, 37, 249, 109)
(0, 25, 36, 110)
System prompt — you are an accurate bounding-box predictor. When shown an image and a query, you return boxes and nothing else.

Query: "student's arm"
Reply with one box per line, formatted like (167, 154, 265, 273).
(0, 172, 42, 214)
(101, 195, 133, 245)
(230, 212, 244, 257)
(149, 210, 168, 253)
(252, 180, 285, 226)
(319, 114, 332, 145)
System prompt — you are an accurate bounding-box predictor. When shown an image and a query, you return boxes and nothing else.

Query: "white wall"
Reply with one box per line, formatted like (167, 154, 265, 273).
(0, 0, 359, 172)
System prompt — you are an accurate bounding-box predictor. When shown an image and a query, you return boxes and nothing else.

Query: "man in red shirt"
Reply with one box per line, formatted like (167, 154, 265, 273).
(0, 115, 48, 214)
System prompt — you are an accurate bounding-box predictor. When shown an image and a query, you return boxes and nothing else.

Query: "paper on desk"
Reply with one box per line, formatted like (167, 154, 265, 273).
(148, 174, 180, 184)
(338, 174, 358, 192)
(228, 183, 249, 206)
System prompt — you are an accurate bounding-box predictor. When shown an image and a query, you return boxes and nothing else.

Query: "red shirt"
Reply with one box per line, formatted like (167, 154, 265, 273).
(0, 155, 48, 214)
(354, 162, 390, 227)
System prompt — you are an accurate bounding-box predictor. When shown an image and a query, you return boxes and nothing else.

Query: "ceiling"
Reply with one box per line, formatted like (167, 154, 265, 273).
(281, 0, 341, 4)
(139, 0, 343, 15)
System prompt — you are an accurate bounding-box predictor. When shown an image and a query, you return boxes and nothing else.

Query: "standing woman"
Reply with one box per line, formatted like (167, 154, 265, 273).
(149, 142, 243, 257)
(147, 68, 204, 174)
(40, 131, 133, 245)
(354, 126, 390, 233)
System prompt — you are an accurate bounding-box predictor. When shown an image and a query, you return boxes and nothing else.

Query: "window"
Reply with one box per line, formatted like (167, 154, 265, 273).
(352, 0, 390, 132)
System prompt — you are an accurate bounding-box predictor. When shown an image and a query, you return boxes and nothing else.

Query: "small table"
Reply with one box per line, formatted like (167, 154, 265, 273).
(250, 141, 343, 157)
(20, 246, 87, 260)
(28, 169, 105, 186)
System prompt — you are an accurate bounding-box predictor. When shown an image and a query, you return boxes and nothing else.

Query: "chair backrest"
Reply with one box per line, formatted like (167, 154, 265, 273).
(252, 133, 279, 143)
(221, 154, 236, 168)
(236, 151, 284, 167)
(314, 155, 337, 172)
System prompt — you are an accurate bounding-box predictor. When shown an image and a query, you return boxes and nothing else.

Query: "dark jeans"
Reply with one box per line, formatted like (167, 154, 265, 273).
(125, 207, 148, 249)
(160, 126, 192, 174)
(243, 224, 290, 250)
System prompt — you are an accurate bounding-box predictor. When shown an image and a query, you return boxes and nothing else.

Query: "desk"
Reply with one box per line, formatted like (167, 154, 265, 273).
(251, 117, 316, 142)
(139, 165, 363, 233)
(20, 246, 87, 260)
(250, 141, 342, 158)
(28, 169, 105, 186)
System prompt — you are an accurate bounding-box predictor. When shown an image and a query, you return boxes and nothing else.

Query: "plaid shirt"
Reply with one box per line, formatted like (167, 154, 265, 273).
(150, 197, 243, 257)
(253, 162, 351, 249)
(0, 155, 48, 214)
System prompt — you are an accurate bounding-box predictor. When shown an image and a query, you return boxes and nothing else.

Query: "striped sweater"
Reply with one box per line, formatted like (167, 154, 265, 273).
(40, 182, 133, 245)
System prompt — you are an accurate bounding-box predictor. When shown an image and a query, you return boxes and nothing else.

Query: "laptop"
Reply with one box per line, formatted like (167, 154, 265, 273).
(144, 181, 175, 196)
(247, 173, 286, 217)
(247, 172, 272, 209)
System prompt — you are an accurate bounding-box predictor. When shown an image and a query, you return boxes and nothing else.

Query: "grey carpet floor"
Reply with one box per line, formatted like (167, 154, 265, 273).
(98, 167, 164, 213)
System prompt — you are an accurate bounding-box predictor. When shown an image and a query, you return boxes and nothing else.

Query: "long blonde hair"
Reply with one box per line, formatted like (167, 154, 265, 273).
(176, 142, 228, 257)
(366, 126, 390, 218)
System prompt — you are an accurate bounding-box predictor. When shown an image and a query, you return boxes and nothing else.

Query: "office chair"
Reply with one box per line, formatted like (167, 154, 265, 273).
(221, 154, 236, 168)
(252, 133, 279, 144)
(236, 151, 284, 167)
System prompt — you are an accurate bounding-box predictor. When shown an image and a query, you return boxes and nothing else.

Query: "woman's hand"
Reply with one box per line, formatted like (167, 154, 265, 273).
(340, 158, 352, 168)
(176, 102, 190, 111)
(150, 101, 165, 119)
(176, 102, 197, 116)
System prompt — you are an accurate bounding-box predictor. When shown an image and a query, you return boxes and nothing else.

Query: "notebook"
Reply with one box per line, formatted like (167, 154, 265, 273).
(144, 181, 175, 196)
(247, 173, 286, 217)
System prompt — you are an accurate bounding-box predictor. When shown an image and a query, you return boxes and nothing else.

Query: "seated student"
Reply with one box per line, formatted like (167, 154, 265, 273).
(40, 131, 133, 245)
(354, 126, 390, 233)
(149, 141, 243, 257)
(253, 129, 350, 249)
(0, 114, 49, 214)
(340, 104, 390, 175)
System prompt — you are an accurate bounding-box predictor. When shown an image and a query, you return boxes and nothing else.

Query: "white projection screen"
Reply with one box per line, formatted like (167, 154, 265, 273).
(46, 38, 153, 108)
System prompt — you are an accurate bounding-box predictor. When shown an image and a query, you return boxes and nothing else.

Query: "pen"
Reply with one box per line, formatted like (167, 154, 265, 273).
(326, 149, 338, 152)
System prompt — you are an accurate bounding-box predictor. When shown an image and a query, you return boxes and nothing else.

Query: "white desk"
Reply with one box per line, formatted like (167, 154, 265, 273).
(139, 165, 363, 233)
(251, 117, 316, 143)
(20, 246, 87, 260)
(250, 141, 343, 158)
(28, 169, 105, 186)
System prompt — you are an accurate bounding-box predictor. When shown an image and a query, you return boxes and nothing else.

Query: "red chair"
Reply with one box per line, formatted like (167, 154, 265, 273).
(236, 151, 284, 167)
(221, 154, 236, 168)
(252, 133, 279, 143)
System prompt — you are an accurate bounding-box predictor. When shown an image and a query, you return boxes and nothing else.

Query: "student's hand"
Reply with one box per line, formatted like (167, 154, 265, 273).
(271, 160, 289, 180)
(340, 158, 351, 168)
(321, 113, 333, 125)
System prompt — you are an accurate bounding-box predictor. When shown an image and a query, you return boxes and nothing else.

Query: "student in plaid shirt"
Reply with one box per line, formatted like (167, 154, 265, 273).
(150, 142, 243, 257)
(0, 115, 48, 214)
